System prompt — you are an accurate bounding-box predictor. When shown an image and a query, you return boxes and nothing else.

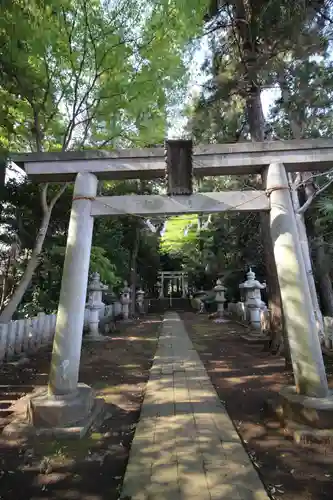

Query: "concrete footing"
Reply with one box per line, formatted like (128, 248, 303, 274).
(83, 334, 113, 342)
(265, 385, 333, 443)
(240, 333, 270, 344)
(279, 385, 333, 428)
(2, 383, 104, 439)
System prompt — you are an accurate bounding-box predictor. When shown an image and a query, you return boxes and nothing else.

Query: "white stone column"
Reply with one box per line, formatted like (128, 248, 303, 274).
(267, 162, 328, 398)
(36, 312, 46, 347)
(48, 172, 98, 396)
(121, 281, 131, 321)
(136, 288, 145, 314)
(182, 274, 186, 298)
(15, 320, 25, 354)
(161, 274, 164, 298)
(0, 323, 8, 363)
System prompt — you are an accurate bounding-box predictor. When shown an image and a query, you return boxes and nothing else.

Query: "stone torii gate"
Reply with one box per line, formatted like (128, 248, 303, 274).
(11, 139, 333, 437)
(158, 271, 188, 298)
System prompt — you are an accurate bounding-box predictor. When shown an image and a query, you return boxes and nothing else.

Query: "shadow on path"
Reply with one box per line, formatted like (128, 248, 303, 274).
(183, 312, 333, 500)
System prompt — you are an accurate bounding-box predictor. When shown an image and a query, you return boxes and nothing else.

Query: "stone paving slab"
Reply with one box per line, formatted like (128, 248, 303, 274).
(120, 312, 269, 500)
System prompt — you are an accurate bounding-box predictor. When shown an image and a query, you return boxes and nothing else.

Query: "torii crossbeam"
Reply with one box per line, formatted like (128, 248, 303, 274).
(12, 138, 333, 182)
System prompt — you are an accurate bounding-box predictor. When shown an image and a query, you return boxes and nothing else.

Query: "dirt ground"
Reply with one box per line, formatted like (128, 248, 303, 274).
(2, 312, 333, 500)
(182, 312, 333, 500)
(0, 316, 161, 500)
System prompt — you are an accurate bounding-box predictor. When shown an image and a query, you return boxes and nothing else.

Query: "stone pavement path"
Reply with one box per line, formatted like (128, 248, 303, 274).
(120, 312, 269, 500)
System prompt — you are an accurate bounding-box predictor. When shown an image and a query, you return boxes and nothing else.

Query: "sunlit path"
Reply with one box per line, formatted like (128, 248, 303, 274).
(120, 312, 269, 500)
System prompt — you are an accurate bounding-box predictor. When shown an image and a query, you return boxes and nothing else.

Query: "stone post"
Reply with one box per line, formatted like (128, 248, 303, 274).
(121, 281, 131, 320)
(182, 274, 186, 298)
(160, 274, 164, 298)
(236, 302, 246, 321)
(136, 288, 145, 314)
(85, 272, 108, 340)
(157, 280, 163, 299)
(214, 279, 226, 317)
(36, 312, 46, 347)
(267, 162, 328, 398)
(196, 289, 206, 314)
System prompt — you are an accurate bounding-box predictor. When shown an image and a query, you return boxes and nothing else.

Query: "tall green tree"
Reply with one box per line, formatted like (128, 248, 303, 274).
(187, 0, 333, 351)
(0, 0, 209, 321)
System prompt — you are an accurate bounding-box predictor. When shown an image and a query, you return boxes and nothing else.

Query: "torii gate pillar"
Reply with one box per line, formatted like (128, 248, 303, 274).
(267, 162, 329, 402)
(25, 172, 103, 435)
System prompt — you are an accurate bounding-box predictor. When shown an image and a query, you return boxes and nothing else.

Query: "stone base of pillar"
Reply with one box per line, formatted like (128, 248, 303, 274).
(2, 384, 104, 439)
(264, 385, 333, 442)
(84, 333, 113, 342)
(240, 332, 270, 344)
(239, 309, 267, 343)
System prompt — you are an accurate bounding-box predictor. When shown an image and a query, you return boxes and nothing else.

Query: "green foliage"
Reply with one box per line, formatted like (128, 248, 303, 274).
(161, 215, 200, 255)
(181, 0, 333, 295)
(4, 0, 333, 317)
(89, 247, 121, 285)
(0, 0, 208, 152)
(0, 0, 209, 316)
(270, 59, 333, 139)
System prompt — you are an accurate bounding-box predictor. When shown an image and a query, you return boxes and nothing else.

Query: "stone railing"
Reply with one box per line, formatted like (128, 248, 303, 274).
(227, 301, 270, 334)
(0, 312, 57, 364)
(227, 303, 333, 347)
(0, 302, 121, 364)
(83, 300, 122, 327)
(227, 302, 246, 321)
(0, 292, 144, 364)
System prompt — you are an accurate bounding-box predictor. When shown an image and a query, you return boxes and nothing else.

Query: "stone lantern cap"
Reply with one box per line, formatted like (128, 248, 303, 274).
(122, 280, 130, 293)
(214, 278, 226, 292)
(137, 288, 145, 297)
(88, 272, 108, 292)
(239, 268, 266, 290)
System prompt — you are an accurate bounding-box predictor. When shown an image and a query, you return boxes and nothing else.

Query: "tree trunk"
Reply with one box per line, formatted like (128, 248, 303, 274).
(315, 245, 333, 316)
(288, 174, 324, 339)
(0, 183, 67, 323)
(304, 177, 333, 316)
(232, 0, 284, 338)
(0, 210, 52, 323)
(277, 67, 325, 338)
(0, 254, 12, 310)
(0, 157, 5, 187)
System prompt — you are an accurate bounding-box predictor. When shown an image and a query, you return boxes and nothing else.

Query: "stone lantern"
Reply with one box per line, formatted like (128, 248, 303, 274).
(86, 272, 108, 339)
(239, 269, 266, 329)
(121, 280, 131, 320)
(136, 288, 145, 315)
(214, 279, 226, 317)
